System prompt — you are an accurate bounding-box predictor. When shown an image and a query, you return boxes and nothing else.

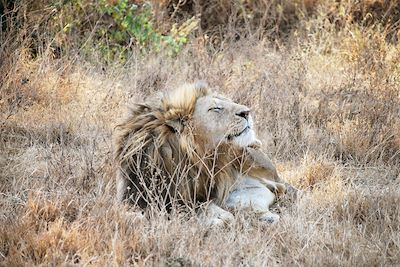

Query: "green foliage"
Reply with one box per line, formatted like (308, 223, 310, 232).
(97, 0, 198, 61)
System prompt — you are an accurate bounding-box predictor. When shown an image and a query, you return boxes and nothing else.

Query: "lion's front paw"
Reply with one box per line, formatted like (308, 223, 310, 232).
(199, 203, 234, 227)
(259, 211, 280, 224)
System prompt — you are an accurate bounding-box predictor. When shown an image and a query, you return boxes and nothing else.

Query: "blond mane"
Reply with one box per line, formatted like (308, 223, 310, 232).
(114, 83, 244, 209)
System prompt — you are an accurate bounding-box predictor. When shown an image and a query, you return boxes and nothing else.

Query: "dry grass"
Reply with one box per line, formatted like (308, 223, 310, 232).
(1, 1, 400, 266)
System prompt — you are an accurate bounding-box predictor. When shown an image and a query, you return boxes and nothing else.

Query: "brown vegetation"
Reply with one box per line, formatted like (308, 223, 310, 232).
(1, 0, 399, 266)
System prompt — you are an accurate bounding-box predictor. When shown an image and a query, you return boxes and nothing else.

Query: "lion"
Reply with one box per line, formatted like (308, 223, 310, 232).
(114, 82, 291, 225)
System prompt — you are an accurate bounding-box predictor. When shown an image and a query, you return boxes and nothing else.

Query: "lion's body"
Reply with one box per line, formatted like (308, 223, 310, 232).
(114, 82, 286, 224)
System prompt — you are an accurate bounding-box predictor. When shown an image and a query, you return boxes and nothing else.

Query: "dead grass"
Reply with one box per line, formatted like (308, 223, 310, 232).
(1, 1, 400, 266)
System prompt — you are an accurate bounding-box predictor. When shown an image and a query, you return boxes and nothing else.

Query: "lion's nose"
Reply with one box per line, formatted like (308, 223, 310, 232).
(236, 109, 250, 120)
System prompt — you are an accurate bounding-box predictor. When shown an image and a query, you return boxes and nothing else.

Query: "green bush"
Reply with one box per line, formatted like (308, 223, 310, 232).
(97, 0, 198, 61)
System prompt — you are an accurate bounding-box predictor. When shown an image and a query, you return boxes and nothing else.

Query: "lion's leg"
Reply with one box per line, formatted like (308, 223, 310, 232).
(225, 177, 280, 223)
(116, 169, 127, 203)
(198, 202, 234, 227)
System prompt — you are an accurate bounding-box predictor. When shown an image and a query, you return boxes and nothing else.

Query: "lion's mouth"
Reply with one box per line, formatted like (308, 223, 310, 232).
(227, 126, 250, 140)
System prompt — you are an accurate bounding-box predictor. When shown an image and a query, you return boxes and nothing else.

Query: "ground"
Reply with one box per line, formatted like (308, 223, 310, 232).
(1, 1, 400, 266)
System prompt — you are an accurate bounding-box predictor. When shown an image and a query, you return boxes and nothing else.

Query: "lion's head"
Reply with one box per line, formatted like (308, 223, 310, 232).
(162, 82, 260, 150)
(115, 82, 271, 210)
(192, 92, 259, 148)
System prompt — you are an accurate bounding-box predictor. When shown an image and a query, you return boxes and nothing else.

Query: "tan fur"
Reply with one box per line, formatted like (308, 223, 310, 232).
(114, 82, 285, 211)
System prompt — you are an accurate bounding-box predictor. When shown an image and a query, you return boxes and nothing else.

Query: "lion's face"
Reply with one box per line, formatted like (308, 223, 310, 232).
(193, 95, 260, 148)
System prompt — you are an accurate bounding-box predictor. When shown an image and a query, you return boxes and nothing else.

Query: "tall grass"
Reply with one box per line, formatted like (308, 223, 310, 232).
(1, 0, 399, 265)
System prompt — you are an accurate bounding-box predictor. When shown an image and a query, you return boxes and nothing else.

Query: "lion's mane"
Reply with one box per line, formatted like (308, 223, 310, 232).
(114, 83, 249, 209)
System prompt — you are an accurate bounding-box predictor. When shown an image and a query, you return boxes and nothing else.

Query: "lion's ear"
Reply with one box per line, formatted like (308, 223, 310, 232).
(165, 119, 184, 133)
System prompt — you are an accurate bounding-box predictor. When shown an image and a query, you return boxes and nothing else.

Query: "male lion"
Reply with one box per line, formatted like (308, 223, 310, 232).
(115, 82, 290, 225)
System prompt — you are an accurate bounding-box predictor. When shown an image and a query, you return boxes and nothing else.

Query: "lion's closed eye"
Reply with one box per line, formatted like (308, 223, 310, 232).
(208, 107, 223, 112)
